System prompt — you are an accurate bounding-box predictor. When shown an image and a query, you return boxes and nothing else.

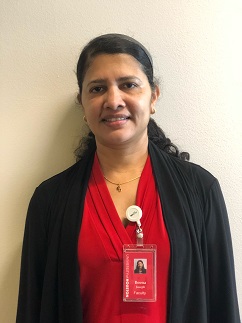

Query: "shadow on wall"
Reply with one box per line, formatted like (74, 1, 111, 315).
(0, 100, 86, 323)
(39, 100, 86, 178)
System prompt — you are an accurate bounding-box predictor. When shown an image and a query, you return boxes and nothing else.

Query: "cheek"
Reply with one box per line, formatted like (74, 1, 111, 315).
(131, 96, 151, 111)
(138, 98, 153, 117)
(140, 93, 153, 108)
(82, 100, 97, 118)
(83, 95, 102, 111)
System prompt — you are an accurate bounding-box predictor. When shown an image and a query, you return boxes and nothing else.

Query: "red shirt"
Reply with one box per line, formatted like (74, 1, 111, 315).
(78, 155, 170, 322)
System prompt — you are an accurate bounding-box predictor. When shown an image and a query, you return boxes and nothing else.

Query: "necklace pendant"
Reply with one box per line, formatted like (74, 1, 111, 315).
(117, 185, 122, 192)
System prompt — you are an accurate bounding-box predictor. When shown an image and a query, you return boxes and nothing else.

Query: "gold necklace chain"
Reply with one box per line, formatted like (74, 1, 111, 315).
(103, 175, 141, 192)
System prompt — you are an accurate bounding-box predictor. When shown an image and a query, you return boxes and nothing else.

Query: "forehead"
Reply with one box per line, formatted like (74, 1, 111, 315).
(83, 53, 146, 81)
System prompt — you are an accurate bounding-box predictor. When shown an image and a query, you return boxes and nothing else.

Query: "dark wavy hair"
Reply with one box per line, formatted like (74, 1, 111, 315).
(75, 33, 189, 161)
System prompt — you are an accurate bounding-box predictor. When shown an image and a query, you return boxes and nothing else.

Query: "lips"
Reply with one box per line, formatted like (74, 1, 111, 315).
(102, 115, 130, 122)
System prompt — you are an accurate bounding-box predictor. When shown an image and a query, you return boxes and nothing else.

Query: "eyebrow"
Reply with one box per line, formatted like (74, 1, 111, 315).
(87, 76, 142, 87)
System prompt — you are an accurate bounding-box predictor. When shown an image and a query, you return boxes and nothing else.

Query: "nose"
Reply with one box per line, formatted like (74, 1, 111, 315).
(103, 87, 126, 110)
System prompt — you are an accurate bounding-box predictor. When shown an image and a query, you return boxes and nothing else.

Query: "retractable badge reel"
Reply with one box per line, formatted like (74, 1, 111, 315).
(123, 205, 157, 302)
(126, 205, 143, 245)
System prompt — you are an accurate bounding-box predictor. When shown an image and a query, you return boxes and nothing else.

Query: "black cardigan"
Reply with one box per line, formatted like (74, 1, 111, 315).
(16, 141, 241, 323)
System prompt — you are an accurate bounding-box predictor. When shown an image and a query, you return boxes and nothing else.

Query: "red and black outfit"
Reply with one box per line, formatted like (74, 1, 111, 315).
(16, 141, 241, 322)
(78, 154, 170, 322)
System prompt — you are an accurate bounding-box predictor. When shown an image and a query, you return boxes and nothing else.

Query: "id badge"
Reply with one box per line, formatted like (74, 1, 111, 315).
(123, 244, 157, 302)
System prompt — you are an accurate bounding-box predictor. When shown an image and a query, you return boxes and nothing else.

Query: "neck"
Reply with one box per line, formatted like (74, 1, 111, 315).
(96, 138, 149, 182)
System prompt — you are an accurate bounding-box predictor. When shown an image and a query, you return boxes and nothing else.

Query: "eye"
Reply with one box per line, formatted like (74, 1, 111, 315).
(90, 86, 104, 93)
(122, 82, 137, 89)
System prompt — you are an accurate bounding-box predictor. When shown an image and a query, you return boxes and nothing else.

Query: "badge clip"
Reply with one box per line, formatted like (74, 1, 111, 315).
(126, 205, 143, 245)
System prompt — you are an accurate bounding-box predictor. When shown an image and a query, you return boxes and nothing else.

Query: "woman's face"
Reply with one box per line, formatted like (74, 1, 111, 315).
(137, 261, 143, 268)
(80, 54, 159, 148)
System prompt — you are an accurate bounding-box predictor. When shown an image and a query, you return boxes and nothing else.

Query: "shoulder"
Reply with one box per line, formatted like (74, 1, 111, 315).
(27, 161, 82, 215)
(35, 161, 81, 197)
(149, 141, 218, 203)
(33, 153, 94, 203)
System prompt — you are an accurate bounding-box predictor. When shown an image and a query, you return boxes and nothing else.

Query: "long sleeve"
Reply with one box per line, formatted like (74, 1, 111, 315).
(16, 155, 93, 323)
(16, 187, 48, 322)
(204, 179, 240, 322)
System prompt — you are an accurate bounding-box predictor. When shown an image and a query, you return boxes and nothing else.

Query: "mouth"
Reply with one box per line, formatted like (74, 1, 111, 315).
(102, 116, 130, 122)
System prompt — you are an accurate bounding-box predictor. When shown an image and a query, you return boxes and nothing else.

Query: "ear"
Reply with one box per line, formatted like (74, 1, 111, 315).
(77, 93, 82, 105)
(150, 85, 160, 113)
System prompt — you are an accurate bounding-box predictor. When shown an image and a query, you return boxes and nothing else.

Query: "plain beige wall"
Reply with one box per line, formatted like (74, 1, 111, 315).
(1, 0, 242, 321)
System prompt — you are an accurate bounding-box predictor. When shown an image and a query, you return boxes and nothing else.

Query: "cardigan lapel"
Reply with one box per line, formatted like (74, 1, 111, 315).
(149, 142, 207, 322)
(58, 152, 95, 323)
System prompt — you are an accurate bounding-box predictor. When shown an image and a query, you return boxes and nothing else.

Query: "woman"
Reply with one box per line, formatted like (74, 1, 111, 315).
(16, 34, 240, 322)
(134, 260, 147, 274)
